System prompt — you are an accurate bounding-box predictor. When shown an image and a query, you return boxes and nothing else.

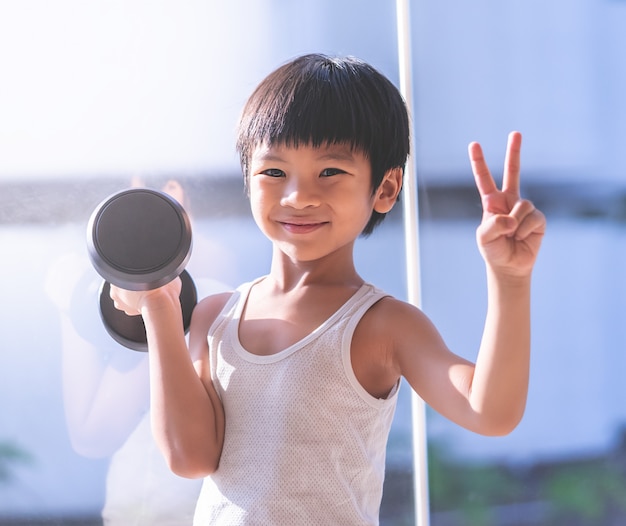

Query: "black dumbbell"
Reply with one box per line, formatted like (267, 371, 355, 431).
(86, 188, 197, 351)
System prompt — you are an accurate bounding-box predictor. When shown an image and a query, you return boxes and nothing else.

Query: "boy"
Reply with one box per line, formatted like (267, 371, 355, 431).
(111, 53, 546, 524)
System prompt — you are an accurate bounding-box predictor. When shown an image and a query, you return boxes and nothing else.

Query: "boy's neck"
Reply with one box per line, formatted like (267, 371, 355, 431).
(267, 245, 363, 292)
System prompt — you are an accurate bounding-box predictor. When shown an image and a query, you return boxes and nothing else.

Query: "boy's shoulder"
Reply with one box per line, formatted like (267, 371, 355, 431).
(361, 293, 432, 335)
(193, 276, 260, 318)
(192, 291, 235, 330)
(198, 289, 235, 309)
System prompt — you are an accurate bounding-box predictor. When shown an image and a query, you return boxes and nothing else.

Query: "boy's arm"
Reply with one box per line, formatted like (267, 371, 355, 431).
(466, 131, 545, 434)
(393, 132, 545, 436)
(110, 280, 225, 478)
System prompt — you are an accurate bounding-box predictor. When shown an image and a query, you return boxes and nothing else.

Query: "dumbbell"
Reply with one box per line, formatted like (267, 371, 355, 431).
(86, 188, 197, 351)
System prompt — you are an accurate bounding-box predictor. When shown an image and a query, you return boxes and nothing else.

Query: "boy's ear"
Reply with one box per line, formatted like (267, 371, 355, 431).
(373, 167, 403, 213)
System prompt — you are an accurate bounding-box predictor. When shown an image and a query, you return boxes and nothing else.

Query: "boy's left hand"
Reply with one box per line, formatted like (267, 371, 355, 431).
(469, 131, 546, 278)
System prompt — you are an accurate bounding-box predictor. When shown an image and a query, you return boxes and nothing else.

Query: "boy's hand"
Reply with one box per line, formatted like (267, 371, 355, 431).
(110, 278, 183, 316)
(469, 131, 546, 278)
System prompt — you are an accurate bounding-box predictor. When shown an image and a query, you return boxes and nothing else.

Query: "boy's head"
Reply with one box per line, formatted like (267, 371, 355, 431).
(236, 53, 410, 235)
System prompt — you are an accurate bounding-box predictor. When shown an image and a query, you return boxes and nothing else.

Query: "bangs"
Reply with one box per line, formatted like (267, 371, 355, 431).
(237, 55, 408, 179)
(240, 66, 376, 153)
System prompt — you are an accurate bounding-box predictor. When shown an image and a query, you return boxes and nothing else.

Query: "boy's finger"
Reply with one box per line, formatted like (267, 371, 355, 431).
(508, 199, 536, 224)
(512, 208, 546, 241)
(468, 141, 498, 197)
(476, 214, 517, 246)
(502, 131, 522, 196)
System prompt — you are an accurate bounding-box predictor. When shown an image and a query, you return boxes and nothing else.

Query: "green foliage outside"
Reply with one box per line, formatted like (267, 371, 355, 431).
(0, 440, 33, 485)
(428, 440, 626, 526)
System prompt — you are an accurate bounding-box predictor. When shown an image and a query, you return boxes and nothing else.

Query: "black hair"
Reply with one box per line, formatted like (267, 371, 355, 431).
(236, 53, 410, 235)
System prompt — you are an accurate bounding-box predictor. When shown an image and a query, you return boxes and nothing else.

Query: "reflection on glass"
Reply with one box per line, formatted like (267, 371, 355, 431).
(46, 180, 215, 525)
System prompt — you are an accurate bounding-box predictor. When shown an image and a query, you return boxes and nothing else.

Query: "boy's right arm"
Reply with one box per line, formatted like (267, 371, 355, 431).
(110, 281, 227, 478)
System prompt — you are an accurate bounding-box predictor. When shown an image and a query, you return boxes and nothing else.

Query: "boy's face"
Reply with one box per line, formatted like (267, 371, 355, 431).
(247, 142, 380, 262)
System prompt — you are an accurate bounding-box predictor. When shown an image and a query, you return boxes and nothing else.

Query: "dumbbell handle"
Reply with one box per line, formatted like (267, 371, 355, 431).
(98, 270, 197, 352)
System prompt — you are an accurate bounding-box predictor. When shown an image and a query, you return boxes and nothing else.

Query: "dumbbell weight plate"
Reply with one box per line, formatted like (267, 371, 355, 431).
(87, 188, 192, 291)
(87, 188, 197, 351)
(98, 269, 197, 352)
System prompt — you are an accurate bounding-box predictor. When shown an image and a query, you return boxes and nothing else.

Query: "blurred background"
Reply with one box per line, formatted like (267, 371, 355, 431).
(1, 1, 626, 525)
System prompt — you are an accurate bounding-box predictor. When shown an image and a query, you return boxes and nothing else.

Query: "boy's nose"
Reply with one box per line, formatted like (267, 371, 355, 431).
(280, 178, 321, 209)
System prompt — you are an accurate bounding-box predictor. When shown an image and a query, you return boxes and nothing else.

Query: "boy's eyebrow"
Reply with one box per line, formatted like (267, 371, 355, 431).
(316, 150, 356, 162)
(251, 146, 283, 163)
(252, 146, 357, 163)
(253, 152, 283, 162)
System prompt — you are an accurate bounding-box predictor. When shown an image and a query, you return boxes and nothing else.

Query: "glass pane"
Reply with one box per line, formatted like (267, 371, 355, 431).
(0, 2, 413, 525)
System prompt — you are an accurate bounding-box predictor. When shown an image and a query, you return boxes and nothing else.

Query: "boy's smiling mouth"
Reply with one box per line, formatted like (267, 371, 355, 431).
(278, 220, 328, 234)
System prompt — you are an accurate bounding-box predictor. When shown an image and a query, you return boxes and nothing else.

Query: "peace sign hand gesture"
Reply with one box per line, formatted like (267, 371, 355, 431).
(470, 131, 546, 278)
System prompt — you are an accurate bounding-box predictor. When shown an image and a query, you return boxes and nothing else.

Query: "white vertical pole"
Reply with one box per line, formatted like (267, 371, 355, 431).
(395, 1, 430, 525)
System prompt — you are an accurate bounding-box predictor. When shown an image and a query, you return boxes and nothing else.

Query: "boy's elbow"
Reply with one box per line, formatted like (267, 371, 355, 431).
(478, 407, 525, 437)
(481, 418, 521, 437)
(167, 452, 220, 479)
(157, 435, 222, 479)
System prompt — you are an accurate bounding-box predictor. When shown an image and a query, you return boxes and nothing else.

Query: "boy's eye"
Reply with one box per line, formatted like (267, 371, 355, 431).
(261, 168, 285, 178)
(320, 168, 345, 177)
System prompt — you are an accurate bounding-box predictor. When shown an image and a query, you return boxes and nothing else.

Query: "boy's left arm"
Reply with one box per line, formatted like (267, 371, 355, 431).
(466, 131, 546, 435)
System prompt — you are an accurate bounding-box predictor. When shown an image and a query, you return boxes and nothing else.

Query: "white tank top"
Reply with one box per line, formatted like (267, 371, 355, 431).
(194, 279, 400, 525)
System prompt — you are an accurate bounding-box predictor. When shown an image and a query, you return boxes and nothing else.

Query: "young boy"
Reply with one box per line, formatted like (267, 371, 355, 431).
(110, 53, 546, 524)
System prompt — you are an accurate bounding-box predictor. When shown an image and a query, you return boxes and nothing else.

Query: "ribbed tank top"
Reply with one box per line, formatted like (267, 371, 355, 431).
(193, 278, 399, 525)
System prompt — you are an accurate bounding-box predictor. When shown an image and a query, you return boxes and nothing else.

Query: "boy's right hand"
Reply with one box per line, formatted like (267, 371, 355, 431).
(110, 277, 183, 317)
(469, 131, 545, 279)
